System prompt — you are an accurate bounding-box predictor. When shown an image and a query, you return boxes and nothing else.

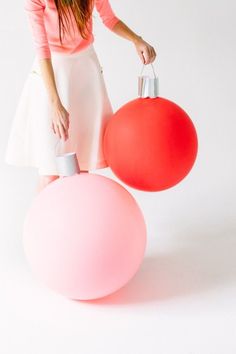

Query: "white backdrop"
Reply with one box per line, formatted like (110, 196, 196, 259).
(0, 0, 236, 353)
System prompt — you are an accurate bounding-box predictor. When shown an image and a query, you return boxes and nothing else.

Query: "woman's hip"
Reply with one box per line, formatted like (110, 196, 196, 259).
(50, 43, 96, 59)
(30, 43, 103, 80)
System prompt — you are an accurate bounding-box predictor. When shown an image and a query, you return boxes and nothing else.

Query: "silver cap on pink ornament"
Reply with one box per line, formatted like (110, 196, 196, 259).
(54, 138, 80, 177)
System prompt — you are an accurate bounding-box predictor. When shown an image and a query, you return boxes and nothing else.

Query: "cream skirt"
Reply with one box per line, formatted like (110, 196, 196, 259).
(4, 44, 113, 175)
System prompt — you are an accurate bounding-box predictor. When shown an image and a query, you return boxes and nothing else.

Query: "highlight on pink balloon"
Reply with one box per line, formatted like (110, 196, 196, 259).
(23, 173, 147, 300)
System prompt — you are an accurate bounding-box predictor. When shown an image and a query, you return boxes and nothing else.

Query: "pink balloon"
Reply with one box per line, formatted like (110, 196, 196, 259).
(23, 173, 147, 300)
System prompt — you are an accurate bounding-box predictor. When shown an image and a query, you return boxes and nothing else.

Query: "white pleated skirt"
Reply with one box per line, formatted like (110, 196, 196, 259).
(4, 43, 113, 175)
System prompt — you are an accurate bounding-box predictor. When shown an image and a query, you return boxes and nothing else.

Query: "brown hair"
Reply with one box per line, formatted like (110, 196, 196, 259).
(54, 0, 94, 44)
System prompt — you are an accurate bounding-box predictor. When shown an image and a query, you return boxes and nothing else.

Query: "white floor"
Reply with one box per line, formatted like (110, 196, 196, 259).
(1, 167, 236, 354)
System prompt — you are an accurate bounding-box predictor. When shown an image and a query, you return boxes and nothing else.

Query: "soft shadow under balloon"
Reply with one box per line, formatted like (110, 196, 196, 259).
(76, 226, 236, 306)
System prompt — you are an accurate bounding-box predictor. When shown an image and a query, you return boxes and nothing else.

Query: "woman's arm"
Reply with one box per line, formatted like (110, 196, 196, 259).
(111, 20, 157, 65)
(37, 57, 70, 141)
(94, 0, 156, 64)
(38, 59, 60, 104)
(24, 0, 60, 103)
(39, 59, 69, 141)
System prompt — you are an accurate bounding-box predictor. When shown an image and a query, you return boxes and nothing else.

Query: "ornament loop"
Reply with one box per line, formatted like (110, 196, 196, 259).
(138, 62, 159, 98)
(140, 62, 157, 78)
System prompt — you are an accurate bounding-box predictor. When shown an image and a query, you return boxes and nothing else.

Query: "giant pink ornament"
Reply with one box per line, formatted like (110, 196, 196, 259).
(23, 160, 147, 300)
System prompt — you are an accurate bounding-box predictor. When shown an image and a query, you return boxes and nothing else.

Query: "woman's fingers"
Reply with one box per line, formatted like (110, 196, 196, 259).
(59, 114, 68, 141)
(54, 123, 61, 139)
(63, 117, 70, 140)
(138, 50, 145, 64)
(52, 117, 69, 141)
(144, 45, 156, 64)
(58, 122, 66, 141)
(60, 114, 70, 131)
(50, 99, 71, 141)
(135, 38, 157, 65)
(60, 111, 70, 140)
(142, 47, 150, 64)
(147, 46, 153, 63)
(52, 120, 65, 141)
(151, 47, 157, 62)
(51, 122, 56, 134)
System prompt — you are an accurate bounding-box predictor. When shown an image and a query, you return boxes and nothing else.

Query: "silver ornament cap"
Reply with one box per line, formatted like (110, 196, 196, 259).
(54, 139, 80, 177)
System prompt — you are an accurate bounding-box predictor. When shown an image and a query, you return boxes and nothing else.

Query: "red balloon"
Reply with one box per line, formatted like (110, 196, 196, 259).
(103, 97, 198, 191)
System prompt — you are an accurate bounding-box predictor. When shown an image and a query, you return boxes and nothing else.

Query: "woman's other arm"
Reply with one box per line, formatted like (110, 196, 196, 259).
(24, 0, 69, 141)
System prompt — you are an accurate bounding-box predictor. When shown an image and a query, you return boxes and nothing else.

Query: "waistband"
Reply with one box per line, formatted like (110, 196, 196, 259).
(50, 43, 95, 59)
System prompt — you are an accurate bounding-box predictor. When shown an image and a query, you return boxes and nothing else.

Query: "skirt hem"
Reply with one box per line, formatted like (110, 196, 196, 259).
(5, 158, 109, 175)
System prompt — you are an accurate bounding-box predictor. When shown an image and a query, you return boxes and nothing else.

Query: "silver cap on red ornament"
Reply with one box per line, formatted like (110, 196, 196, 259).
(138, 63, 159, 98)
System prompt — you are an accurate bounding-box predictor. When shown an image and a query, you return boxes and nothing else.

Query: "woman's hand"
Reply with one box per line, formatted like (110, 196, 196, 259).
(51, 99, 70, 141)
(133, 36, 157, 65)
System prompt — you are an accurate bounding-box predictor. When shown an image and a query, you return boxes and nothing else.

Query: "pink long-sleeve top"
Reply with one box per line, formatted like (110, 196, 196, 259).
(24, 0, 120, 59)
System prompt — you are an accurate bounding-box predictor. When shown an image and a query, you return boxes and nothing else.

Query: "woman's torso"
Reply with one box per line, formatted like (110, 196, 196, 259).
(24, 0, 120, 58)
(44, 0, 94, 54)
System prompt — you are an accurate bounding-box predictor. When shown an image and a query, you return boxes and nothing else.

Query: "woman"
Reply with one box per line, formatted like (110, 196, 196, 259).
(5, 0, 156, 193)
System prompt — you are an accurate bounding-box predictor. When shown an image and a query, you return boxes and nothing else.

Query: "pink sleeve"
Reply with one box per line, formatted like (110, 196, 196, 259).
(95, 0, 120, 30)
(24, 0, 51, 59)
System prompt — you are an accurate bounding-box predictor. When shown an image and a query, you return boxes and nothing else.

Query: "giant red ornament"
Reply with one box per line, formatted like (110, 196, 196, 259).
(103, 96, 198, 191)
